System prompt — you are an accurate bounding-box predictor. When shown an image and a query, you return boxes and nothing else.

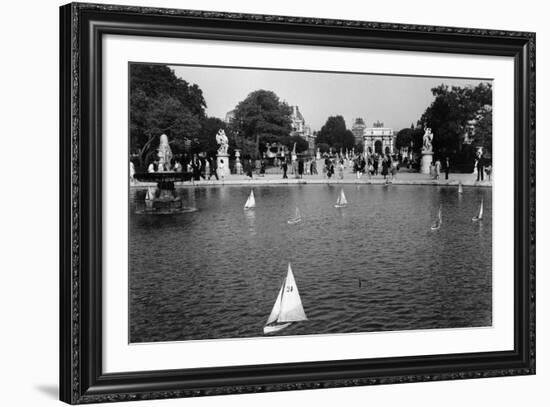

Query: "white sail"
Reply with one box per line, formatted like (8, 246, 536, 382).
(244, 190, 255, 209)
(287, 207, 302, 224)
(266, 284, 284, 325)
(277, 263, 307, 323)
(478, 199, 484, 219)
(472, 199, 484, 221)
(264, 263, 307, 334)
(335, 189, 348, 207)
(340, 189, 348, 205)
(458, 182, 464, 194)
(431, 205, 442, 230)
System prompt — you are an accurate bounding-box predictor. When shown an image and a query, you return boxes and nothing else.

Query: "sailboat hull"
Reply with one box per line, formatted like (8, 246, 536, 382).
(263, 322, 292, 334)
(287, 218, 301, 224)
(334, 204, 346, 208)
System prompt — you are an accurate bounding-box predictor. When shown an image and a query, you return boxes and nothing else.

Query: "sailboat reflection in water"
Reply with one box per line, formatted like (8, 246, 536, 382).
(264, 263, 308, 334)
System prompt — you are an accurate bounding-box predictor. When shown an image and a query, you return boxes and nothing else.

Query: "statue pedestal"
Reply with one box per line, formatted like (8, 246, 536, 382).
(420, 152, 433, 174)
(217, 154, 230, 177)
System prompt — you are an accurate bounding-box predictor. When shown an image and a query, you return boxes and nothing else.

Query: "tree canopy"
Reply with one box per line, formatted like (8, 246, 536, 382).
(395, 126, 424, 154)
(229, 90, 292, 158)
(420, 82, 492, 162)
(315, 116, 355, 152)
(130, 64, 207, 168)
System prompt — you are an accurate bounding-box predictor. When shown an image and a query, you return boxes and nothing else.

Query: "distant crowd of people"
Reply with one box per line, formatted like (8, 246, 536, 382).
(134, 151, 492, 183)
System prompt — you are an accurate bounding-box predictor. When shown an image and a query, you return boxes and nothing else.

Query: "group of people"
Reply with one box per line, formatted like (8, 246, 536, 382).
(138, 151, 493, 184)
(146, 154, 222, 181)
(275, 153, 402, 181)
(474, 155, 492, 182)
(279, 157, 318, 179)
(429, 158, 451, 180)
(350, 153, 400, 180)
(239, 158, 267, 178)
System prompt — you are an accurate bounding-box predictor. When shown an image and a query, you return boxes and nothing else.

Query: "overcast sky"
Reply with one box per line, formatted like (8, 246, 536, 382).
(171, 64, 490, 132)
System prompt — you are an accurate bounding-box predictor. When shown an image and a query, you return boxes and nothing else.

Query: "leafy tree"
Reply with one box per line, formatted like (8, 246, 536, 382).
(229, 90, 292, 158)
(395, 127, 424, 154)
(190, 117, 226, 156)
(315, 116, 355, 152)
(473, 106, 493, 157)
(317, 143, 330, 154)
(289, 135, 309, 154)
(419, 82, 492, 164)
(130, 64, 206, 169)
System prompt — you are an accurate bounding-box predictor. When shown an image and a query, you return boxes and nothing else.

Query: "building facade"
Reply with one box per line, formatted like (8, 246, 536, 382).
(290, 105, 315, 153)
(351, 117, 367, 145)
(353, 118, 395, 155)
(224, 109, 235, 124)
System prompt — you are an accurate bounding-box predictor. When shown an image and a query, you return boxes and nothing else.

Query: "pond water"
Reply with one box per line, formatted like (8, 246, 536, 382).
(129, 184, 492, 343)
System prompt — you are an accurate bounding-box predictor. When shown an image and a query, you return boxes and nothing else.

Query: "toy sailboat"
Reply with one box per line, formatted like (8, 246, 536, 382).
(472, 199, 484, 221)
(244, 190, 255, 209)
(430, 205, 442, 230)
(263, 263, 308, 334)
(287, 207, 302, 224)
(334, 188, 348, 208)
(458, 181, 464, 194)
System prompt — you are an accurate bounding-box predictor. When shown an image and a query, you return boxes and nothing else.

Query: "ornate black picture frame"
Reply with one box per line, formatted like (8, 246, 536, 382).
(60, 2, 535, 404)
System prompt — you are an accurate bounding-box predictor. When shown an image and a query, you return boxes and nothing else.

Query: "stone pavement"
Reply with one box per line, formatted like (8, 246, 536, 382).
(131, 169, 492, 188)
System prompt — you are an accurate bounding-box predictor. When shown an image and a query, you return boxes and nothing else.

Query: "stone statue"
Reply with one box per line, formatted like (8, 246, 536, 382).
(216, 129, 229, 155)
(422, 127, 433, 153)
(316, 147, 321, 160)
(157, 134, 173, 171)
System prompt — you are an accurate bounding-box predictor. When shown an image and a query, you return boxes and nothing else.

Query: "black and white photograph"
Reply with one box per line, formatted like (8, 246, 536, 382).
(128, 63, 493, 343)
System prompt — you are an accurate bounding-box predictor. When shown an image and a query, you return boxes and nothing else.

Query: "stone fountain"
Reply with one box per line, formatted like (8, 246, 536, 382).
(133, 134, 192, 214)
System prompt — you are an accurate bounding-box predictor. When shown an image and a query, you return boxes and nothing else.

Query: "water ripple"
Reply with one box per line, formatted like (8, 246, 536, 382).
(129, 185, 492, 342)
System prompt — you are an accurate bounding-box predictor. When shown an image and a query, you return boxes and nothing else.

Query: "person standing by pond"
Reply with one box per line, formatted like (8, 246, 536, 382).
(298, 158, 304, 179)
(192, 155, 202, 181)
(434, 159, 442, 180)
(281, 159, 288, 179)
(327, 160, 335, 179)
(199, 155, 207, 179)
(444, 157, 450, 180)
(245, 158, 253, 179)
(360, 156, 367, 179)
(338, 159, 345, 180)
(310, 159, 317, 175)
(217, 159, 226, 181)
(354, 158, 361, 179)
(477, 155, 485, 181)
(208, 156, 218, 181)
(381, 156, 389, 180)
(391, 157, 398, 181)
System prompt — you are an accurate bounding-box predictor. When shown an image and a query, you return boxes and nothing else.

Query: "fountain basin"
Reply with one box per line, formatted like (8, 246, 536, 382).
(134, 172, 194, 214)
